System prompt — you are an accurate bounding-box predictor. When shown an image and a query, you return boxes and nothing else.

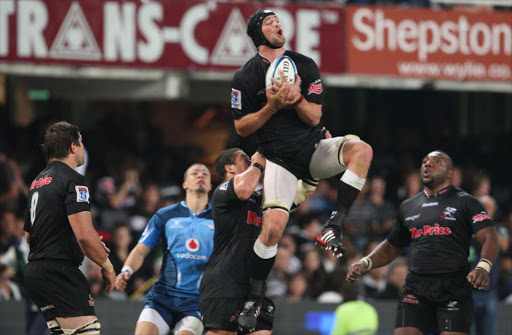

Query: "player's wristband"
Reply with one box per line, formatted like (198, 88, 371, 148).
(101, 259, 114, 273)
(359, 256, 373, 271)
(251, 163, 264, 173)
(476, 259, 492, 273)
(293, 94, 304, 106)
(121, 265, 134, 277)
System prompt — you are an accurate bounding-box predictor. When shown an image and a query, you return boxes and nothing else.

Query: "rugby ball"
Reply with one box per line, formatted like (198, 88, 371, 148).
(265, 55, 297, 87)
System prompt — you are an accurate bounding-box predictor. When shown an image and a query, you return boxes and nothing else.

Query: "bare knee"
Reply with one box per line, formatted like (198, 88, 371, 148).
(354, 141, 373, 163)
(344, 140, 373, 167)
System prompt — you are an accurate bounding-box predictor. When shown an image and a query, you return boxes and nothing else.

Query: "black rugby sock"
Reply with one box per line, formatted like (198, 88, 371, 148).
(326, 179, 360, 230)
(249, 248, 276, 282)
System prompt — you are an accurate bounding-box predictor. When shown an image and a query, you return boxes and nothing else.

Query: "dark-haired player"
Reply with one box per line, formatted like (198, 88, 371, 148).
(24, 121, 116, 335)
(231, 9, 373, 330)
(347, 150, 499, 335)
(201, 148, 316, 334)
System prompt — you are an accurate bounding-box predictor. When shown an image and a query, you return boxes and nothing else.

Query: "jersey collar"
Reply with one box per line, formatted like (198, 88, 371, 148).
(423, 185, 455, 198)
(180, 200, 212, 216)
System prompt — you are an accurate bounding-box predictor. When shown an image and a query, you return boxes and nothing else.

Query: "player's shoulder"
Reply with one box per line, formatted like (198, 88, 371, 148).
(49, 161, 88, 186)
(400, 192, 424, 208)
(285, 50, 317, 65)
(234, 53, 262, 78)
(453, 187, 471, 198)
(212, 180, 234, 201)
(156, 201, 187, 219)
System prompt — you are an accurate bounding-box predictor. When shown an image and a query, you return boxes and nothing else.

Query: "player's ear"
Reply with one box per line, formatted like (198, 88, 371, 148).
(447, 168, 453, 181)
(182, 180, 188, 190)
(225, 164, 235, 174)
(69, 142, 76, 155)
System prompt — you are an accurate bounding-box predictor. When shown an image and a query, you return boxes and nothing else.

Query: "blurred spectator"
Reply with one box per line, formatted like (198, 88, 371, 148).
(469, 194, 509, 335)
(129, 182, 161, 236)
(0, 210, 17, 254)
(286, 273, 309, 302)
(368, 176, 396, 238)
(95, 158, 142, 230)
(0, 153, 27, 214)
(280, 234, 302, 274)
(159, 184, 183, 208)
(301, 248, 329, 299)
(266, 246, 292, 301)
(86, 261, 106, 298)
(330, 281, 378, 335)
(451, 166, 463, 188)
(379, 258, 408, 300)
(397, 171, 422, 202)
(0, 263, 21, 301)
(343, 183, 379, 251)
(317, 267, 346, 303)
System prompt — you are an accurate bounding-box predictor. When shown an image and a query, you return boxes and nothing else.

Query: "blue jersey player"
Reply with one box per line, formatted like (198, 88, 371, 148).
(116, 163, 214, 335)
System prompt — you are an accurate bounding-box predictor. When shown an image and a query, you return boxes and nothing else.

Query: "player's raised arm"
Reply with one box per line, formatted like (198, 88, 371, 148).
(233, 152, 266, 201)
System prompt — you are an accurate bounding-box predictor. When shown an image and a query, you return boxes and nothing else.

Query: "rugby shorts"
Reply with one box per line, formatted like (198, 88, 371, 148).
(25, 259, 95, 321)
(201, 297, 274, 334)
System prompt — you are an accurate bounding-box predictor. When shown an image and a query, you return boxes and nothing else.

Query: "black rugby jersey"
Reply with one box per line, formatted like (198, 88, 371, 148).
(24, 161, 91, 267)
(231, 50, 323, 158)
(201, 179, 263, 300)
(387, 185, 493, 275)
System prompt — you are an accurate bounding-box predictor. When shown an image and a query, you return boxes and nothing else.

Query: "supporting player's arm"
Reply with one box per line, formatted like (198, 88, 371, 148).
(233, 152, 266, 201)
(467, 226, 499, 290)
(346, 240, 405, 283)
(69, 212, 116, 293)
(115, 242, 151, 292)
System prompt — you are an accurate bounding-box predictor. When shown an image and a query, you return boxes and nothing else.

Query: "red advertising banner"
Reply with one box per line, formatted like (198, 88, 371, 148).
(0, 0, 345, 74)
(346, 6, 512, 82)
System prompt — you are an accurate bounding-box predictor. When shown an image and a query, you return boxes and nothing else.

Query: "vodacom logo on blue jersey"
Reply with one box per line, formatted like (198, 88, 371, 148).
(186, 238, 200, 252)
(175, 238, 207, 261)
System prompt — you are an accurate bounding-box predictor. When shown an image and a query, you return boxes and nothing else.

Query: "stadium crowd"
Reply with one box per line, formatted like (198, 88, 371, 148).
(1, 116, 511, 307)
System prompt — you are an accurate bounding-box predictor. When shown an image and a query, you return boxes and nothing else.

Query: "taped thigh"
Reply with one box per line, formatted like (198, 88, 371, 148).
(309, 135, 360, 179)
(262, 160, 298, 212)
(137, 307, 170, 335)
(173, 316, 203, 335)
(47, 319, 64, 335)
(61, 319, 101, 335)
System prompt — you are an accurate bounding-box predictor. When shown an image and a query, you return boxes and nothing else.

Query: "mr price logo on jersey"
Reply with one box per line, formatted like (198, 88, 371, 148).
(186, 238, 200, 252)
(231, 89, 242, 109)
(75, 186, 90, 203)
(307, 79, 323, 95)
(472, 213, 491, 224)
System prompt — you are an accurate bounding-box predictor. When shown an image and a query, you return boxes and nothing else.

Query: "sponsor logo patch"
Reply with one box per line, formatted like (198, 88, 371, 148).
(422, 202, 438, 207)
(186, 238, 200, 252)
(40, 304, 55, 312)
(176, 253, 207, 261)
(410, 224, 452, 238)
(441, 207, 457, 221)
(402, 294, 419, 304)
(75, 186, 90, 203)
(231, 89, 242, 109)
(219, 181, 229, 191)
(308, 79, 323, 95)
(405, 214, 420, 221)
(473, 213, 491, 224)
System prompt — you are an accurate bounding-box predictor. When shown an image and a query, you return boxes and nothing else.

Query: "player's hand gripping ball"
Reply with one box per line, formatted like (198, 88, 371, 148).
(265, 55, 297, 88)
